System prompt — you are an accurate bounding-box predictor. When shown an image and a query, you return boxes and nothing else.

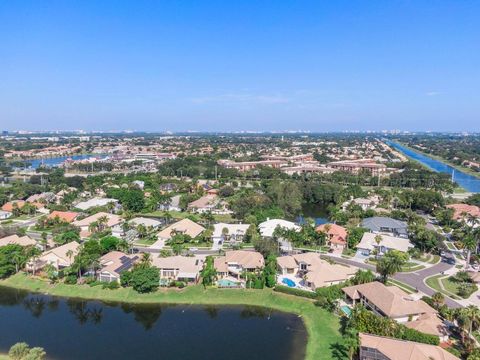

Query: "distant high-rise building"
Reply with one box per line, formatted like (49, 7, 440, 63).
(2, 131, 8, 136)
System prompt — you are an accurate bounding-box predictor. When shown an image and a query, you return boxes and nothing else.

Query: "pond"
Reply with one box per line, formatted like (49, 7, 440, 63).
(296, 203, 330, 226)
(0, 286, 307, 360)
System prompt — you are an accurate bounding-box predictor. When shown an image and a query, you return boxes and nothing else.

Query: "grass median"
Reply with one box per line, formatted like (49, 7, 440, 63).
(1, 273, 344, 360)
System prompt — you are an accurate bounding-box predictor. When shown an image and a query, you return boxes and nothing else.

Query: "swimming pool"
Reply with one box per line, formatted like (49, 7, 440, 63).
(282, 278, 296, 288)
(340, 306, 352, 317)
(218, 279, 240, 288)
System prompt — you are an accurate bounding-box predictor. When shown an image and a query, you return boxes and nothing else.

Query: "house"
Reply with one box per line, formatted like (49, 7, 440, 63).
(361, 216, 409, 238)
(26, 192, 56, 204)
(74, 197, 119, 211)
(214, 250, 265, 281)
(258, 219, 301, 252)
(187, 194, 219, 213)
(358, 333, 459, 360)
(129, 217, 163, 229)
(158, 194, 181, 212)
(446, 203, 480, 226)
(212, 223, 250, 248)
(342, 195, 380, 211)
(48, 211, 79, 223)
(0, 234, 37, 248)
(0, 210, 12, 220)
(327, 159, 387, 176)
(97, 251, 139, 283)
(30, 241, 80, 271)
(151, 255, 204, 283)
(277, 252, 357, 290)
(356, 232, 413, 257)
(342, 282, 436, 323)
(404, 312, 450, 342)
(152, 218, 205, 246)
(73, 212, 123, 238)
(316, 223, 348, 250)
(1, 200, 45, 213)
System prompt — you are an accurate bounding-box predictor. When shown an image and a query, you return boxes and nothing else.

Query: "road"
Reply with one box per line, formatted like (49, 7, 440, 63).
(323, 253, 462, 308)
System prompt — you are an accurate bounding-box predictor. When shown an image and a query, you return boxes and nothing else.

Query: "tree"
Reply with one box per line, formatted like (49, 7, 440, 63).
(129, 266, 160, 293)
(344, 327, 359, 360)
(351, 269, 376, 285)
(8, 342, 46, 360)
(263, 255, 277, 288)
(376, 250, 408, 283)
(201, 256, 217, 287)
(0, 244, 28, 279)
(431, 292, 445, 309)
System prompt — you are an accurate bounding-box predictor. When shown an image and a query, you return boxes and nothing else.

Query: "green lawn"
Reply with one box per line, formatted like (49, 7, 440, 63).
(418, 254, 440, 264)
(441, 277, 478, 299)
(425, 275, 461, 300)
(0, 273, 345, 360)
(387, 279, 417, 294)
(445, 242, 456, 251)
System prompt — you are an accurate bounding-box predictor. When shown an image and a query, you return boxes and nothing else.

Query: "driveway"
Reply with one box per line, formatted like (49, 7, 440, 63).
(323, 254, 463, 308)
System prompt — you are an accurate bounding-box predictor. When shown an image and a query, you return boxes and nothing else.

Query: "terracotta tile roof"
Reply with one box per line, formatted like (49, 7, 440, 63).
(0, 234, 36, 247)
(359, 333, 459, 360)
(342, 281, 436, 318)
(48, 211, 79, 223)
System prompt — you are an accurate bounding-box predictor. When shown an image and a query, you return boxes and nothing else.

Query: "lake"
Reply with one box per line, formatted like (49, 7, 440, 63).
(387, 140, 480, 193)
(297, 203, 330, 226)
(14, 154, 106, 170)
(0, 286, 307, 360)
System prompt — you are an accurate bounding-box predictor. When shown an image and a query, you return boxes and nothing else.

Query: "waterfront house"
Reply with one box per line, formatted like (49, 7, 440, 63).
(29, 241, 80, 271)
(151, 255, 204, 284)
(356, 232, 413, 257)
(358, 333, 458, 360)
(447, 203, 480, 226)
(315, 223, 348, 250)
(342, 282, 436, 323)
(277, 252, 356, 290)
(97, 251, 140, 283)
(214, 250, 264, 281)
(258, 218, 300, 252)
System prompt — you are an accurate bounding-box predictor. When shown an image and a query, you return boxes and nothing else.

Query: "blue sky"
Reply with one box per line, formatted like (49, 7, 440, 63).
(0, 1, 478, 132)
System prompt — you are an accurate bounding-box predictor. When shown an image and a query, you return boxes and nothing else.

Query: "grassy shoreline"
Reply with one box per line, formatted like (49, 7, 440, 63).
(0, 273, 344, 360)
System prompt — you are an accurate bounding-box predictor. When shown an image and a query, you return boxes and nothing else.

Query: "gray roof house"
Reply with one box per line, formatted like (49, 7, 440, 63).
(361, 217, 408, 238)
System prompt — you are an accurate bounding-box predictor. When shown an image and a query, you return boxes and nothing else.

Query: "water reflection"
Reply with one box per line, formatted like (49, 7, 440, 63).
(0, 286, 307, 360)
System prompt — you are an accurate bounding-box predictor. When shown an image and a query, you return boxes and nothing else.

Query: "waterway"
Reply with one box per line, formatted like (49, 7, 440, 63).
(0, 286, 307, 360)
(386, 141, 480, 193)
(13, 154, 106, 170)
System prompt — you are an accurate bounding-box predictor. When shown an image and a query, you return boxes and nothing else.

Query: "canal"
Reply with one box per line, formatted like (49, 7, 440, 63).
(0, 287, 307, 360)
(386, 141, 480, 193)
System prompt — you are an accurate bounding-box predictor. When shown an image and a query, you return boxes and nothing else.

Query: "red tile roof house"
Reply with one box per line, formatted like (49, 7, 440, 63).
(48, 211, 80, 223)
(97, 251, 140, 283)
(316, 223, 348, 250)
(446, 203, 480, 225)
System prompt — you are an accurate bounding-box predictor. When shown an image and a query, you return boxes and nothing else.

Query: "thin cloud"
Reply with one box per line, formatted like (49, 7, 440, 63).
(425, 91, 441, 96)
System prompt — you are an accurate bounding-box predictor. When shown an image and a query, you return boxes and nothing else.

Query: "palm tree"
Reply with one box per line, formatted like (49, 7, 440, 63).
(344, 327, 359, 360)
(66, 249, 74, 264)
(352, 269, 376, 285)
(462, 231, 477, 270)
(97, 215, 109, 232)
(374, 234, 383, 258)
(431, 292, 445, 309)
(376, 250, 407, 283)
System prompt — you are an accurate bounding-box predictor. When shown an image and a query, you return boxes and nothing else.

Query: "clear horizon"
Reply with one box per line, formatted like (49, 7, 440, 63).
(1, 1, 479, 132)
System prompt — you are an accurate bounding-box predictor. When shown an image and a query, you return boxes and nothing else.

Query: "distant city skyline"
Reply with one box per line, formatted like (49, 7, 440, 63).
(1, 1, 479, 132)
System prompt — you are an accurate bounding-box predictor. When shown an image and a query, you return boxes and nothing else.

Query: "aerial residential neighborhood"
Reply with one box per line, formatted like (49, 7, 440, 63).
(1, 1, 479, 359)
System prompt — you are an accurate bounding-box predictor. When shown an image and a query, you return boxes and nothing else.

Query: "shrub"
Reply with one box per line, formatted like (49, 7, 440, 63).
(274, 285, 317, 299)
(102, 281, 120, 290)
(64, 274, 77, 285)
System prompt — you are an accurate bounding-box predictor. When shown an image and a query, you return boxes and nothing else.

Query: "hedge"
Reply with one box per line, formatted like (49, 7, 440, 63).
(273, 285, 318, 299)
